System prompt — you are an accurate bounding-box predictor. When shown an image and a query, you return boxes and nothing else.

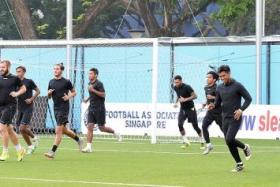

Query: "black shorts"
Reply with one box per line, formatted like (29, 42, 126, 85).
(0, 104, 16, 125)
(16, 107, 33, 126)
(178, 107, 198, 125)
(203, 110, 222, 127)
(87, 107, 106, 126)
(54, 110, 69, 126)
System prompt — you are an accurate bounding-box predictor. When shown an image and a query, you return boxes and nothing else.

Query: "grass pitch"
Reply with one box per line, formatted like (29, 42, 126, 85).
(0, 137, 279, 187)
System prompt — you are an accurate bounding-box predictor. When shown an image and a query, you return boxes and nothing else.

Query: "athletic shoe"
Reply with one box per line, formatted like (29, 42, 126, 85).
(82, 147, 93, 153)
(17, 148, 26, 162)
(202, 144, 213, 155)
(26, 146, 36, 155)
(231, 163, 244, 172)
(243, 144, 252, 161)
(0, 152, 9, 161)
(180, 141, 191, 149)
(77, 138, 84, 152)
(44, 150, 55, 159)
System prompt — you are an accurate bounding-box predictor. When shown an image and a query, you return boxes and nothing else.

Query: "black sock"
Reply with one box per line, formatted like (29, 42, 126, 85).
(52, 145, 58, 152)
(73, 135, 79, 142)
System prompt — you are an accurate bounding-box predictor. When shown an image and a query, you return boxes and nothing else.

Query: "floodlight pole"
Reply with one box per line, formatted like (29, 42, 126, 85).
(256, 0, 263, 104)
(66, 0, 73, 79)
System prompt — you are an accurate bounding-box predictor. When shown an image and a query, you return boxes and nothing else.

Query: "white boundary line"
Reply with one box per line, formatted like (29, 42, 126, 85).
(0, 177, 184, 187)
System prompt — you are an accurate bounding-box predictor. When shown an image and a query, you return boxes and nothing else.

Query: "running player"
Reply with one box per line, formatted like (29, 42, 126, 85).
(44, 63, 83, 159)
(16, 66, 40, 154)
(0, 60, 26, 161)
(202, 71, 223, 155)
(172, 75, 204, 149)
(82, 68, 121, 153)
(209, 65, 252, 172)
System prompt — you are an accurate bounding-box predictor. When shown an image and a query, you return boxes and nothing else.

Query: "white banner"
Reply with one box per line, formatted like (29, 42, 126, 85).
(81, 103, 280, 140)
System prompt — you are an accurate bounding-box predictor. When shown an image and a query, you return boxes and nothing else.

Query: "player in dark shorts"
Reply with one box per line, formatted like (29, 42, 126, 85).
(209, 65, 252, 172)
(44, 63, 83, 159)
(202, 71, 223, 155)
(172, 75, 204, 149)
(0, 60, 26, 162)
(16, 66, 40, 155)
(82, 68, 122, 153)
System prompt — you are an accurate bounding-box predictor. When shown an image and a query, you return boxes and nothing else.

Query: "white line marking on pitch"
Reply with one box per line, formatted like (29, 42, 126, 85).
(0, 177, 184, 187)
(35, 146, 280, 155)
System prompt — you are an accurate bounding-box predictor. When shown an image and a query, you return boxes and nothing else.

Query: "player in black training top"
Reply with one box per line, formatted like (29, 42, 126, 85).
(82, 68, 122, 153)
(209, 65, 252, 172)
(201, 71, 223, 155)
(16, 66, 40, 155)
(172, 75, 204, 149)
(44, 63, 83, 159)
(0, 60, 27, 162)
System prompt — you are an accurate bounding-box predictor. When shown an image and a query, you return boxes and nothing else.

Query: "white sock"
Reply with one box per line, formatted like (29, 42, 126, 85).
(86, 143, 92, 149)
(182, 135, 188, 143)
(28, 145, 34, 149)
(237, 162, 243, 165)
(15, 144, 22, 152)
(3, 147, 8, 153)
(207, 143, 212, 147)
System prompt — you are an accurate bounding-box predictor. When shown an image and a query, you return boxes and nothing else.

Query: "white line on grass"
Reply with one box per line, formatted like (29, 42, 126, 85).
(34, 146, 280, 155)
(0, 177, 184, 187)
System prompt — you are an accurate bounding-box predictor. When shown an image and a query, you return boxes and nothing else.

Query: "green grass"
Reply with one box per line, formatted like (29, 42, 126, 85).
(0, 137, 279, 187)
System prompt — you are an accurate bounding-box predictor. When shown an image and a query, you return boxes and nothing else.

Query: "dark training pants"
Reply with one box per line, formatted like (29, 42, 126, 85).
(223, 117, 245, 163)
(178, 108, 201, 135)
(202, 111, 223, 144)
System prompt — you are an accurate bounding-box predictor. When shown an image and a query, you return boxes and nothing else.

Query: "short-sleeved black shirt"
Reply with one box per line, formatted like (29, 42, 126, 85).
(89, 79, 105, 109)
(18, 78, 38, 110)
(0, 74, 23, 106)
(173, 83, 195, 110)
(48, 77, 73, 111)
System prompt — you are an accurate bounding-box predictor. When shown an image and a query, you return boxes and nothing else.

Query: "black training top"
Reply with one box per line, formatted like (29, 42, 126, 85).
(18, 78, 38, 110)
(0, 74, 23, 106)
(173, 83, 195, 110)
(89, 79, 105, 109)
(48, 77, 73, 111)
(215, 79, 252, 118)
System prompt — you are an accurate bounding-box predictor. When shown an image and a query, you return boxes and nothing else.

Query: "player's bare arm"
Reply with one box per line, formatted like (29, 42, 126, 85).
(62, 88, 76, 101)
(10, 85, 26, 97)
(88, 85, 105, 98)
(25, 87, 40, 104)
(179, 92, 197, 103)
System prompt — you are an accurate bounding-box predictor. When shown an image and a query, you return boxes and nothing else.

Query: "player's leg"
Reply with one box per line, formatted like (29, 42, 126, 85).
(82, 123, 94, 153)
(224, 118, 246, 172)
(2, 106, 25, 161)
(94, 107, 122, 141)
(0, 123, 10, 161)
(82, 109, 96, 153)
(44, 111, 63, 159)
(202, 112, 214, 155)
(178, 109, 190, 148)
(63, 126, 83, 151)
(187, 109, 204, 149)
(18, 109, 38, 154)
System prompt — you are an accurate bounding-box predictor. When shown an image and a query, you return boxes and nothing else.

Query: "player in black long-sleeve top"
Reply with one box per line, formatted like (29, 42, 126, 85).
(201, 71, 223, 155)
(209, 65, 252, 172)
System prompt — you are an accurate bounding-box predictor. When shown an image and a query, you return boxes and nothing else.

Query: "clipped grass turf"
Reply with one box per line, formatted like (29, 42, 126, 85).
(0, 137, 279, 187)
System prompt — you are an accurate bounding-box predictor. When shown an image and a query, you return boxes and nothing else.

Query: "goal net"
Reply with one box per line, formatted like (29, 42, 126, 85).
(0, 38, 223, 144)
